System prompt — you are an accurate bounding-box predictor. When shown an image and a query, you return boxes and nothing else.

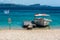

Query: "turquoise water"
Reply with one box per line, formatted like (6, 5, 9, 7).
(0, 10, 60, 29)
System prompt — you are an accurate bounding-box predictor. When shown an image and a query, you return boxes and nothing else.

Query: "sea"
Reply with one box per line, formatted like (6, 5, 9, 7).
(0, 10, 60, 29)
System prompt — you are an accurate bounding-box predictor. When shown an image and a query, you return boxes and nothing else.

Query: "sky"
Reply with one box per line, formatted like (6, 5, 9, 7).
(0, 0, 60, 6)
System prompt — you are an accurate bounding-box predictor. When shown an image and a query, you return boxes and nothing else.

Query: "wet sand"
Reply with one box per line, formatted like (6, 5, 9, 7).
(0, 29, 60, 40)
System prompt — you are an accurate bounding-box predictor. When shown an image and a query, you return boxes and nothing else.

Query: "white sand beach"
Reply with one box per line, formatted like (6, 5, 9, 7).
(0, 29, 60, 40)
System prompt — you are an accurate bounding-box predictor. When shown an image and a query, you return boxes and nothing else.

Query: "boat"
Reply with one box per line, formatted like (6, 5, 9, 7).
(34, 13, 52, 27)
(4, 10, 9, 14)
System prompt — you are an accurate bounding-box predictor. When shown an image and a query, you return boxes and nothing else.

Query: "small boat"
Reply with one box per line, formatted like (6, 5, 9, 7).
(34, 13, 52, 27)
(23, 21, 33, 29)
(4, 10, 9, 14)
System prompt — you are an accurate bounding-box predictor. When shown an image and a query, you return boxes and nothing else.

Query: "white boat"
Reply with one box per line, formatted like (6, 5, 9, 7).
(34, 13, 52, 27)
(4, 10, 9, 14)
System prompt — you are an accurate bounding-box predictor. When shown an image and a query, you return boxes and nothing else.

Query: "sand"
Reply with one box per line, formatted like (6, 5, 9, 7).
(0, 29, 60, 40)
